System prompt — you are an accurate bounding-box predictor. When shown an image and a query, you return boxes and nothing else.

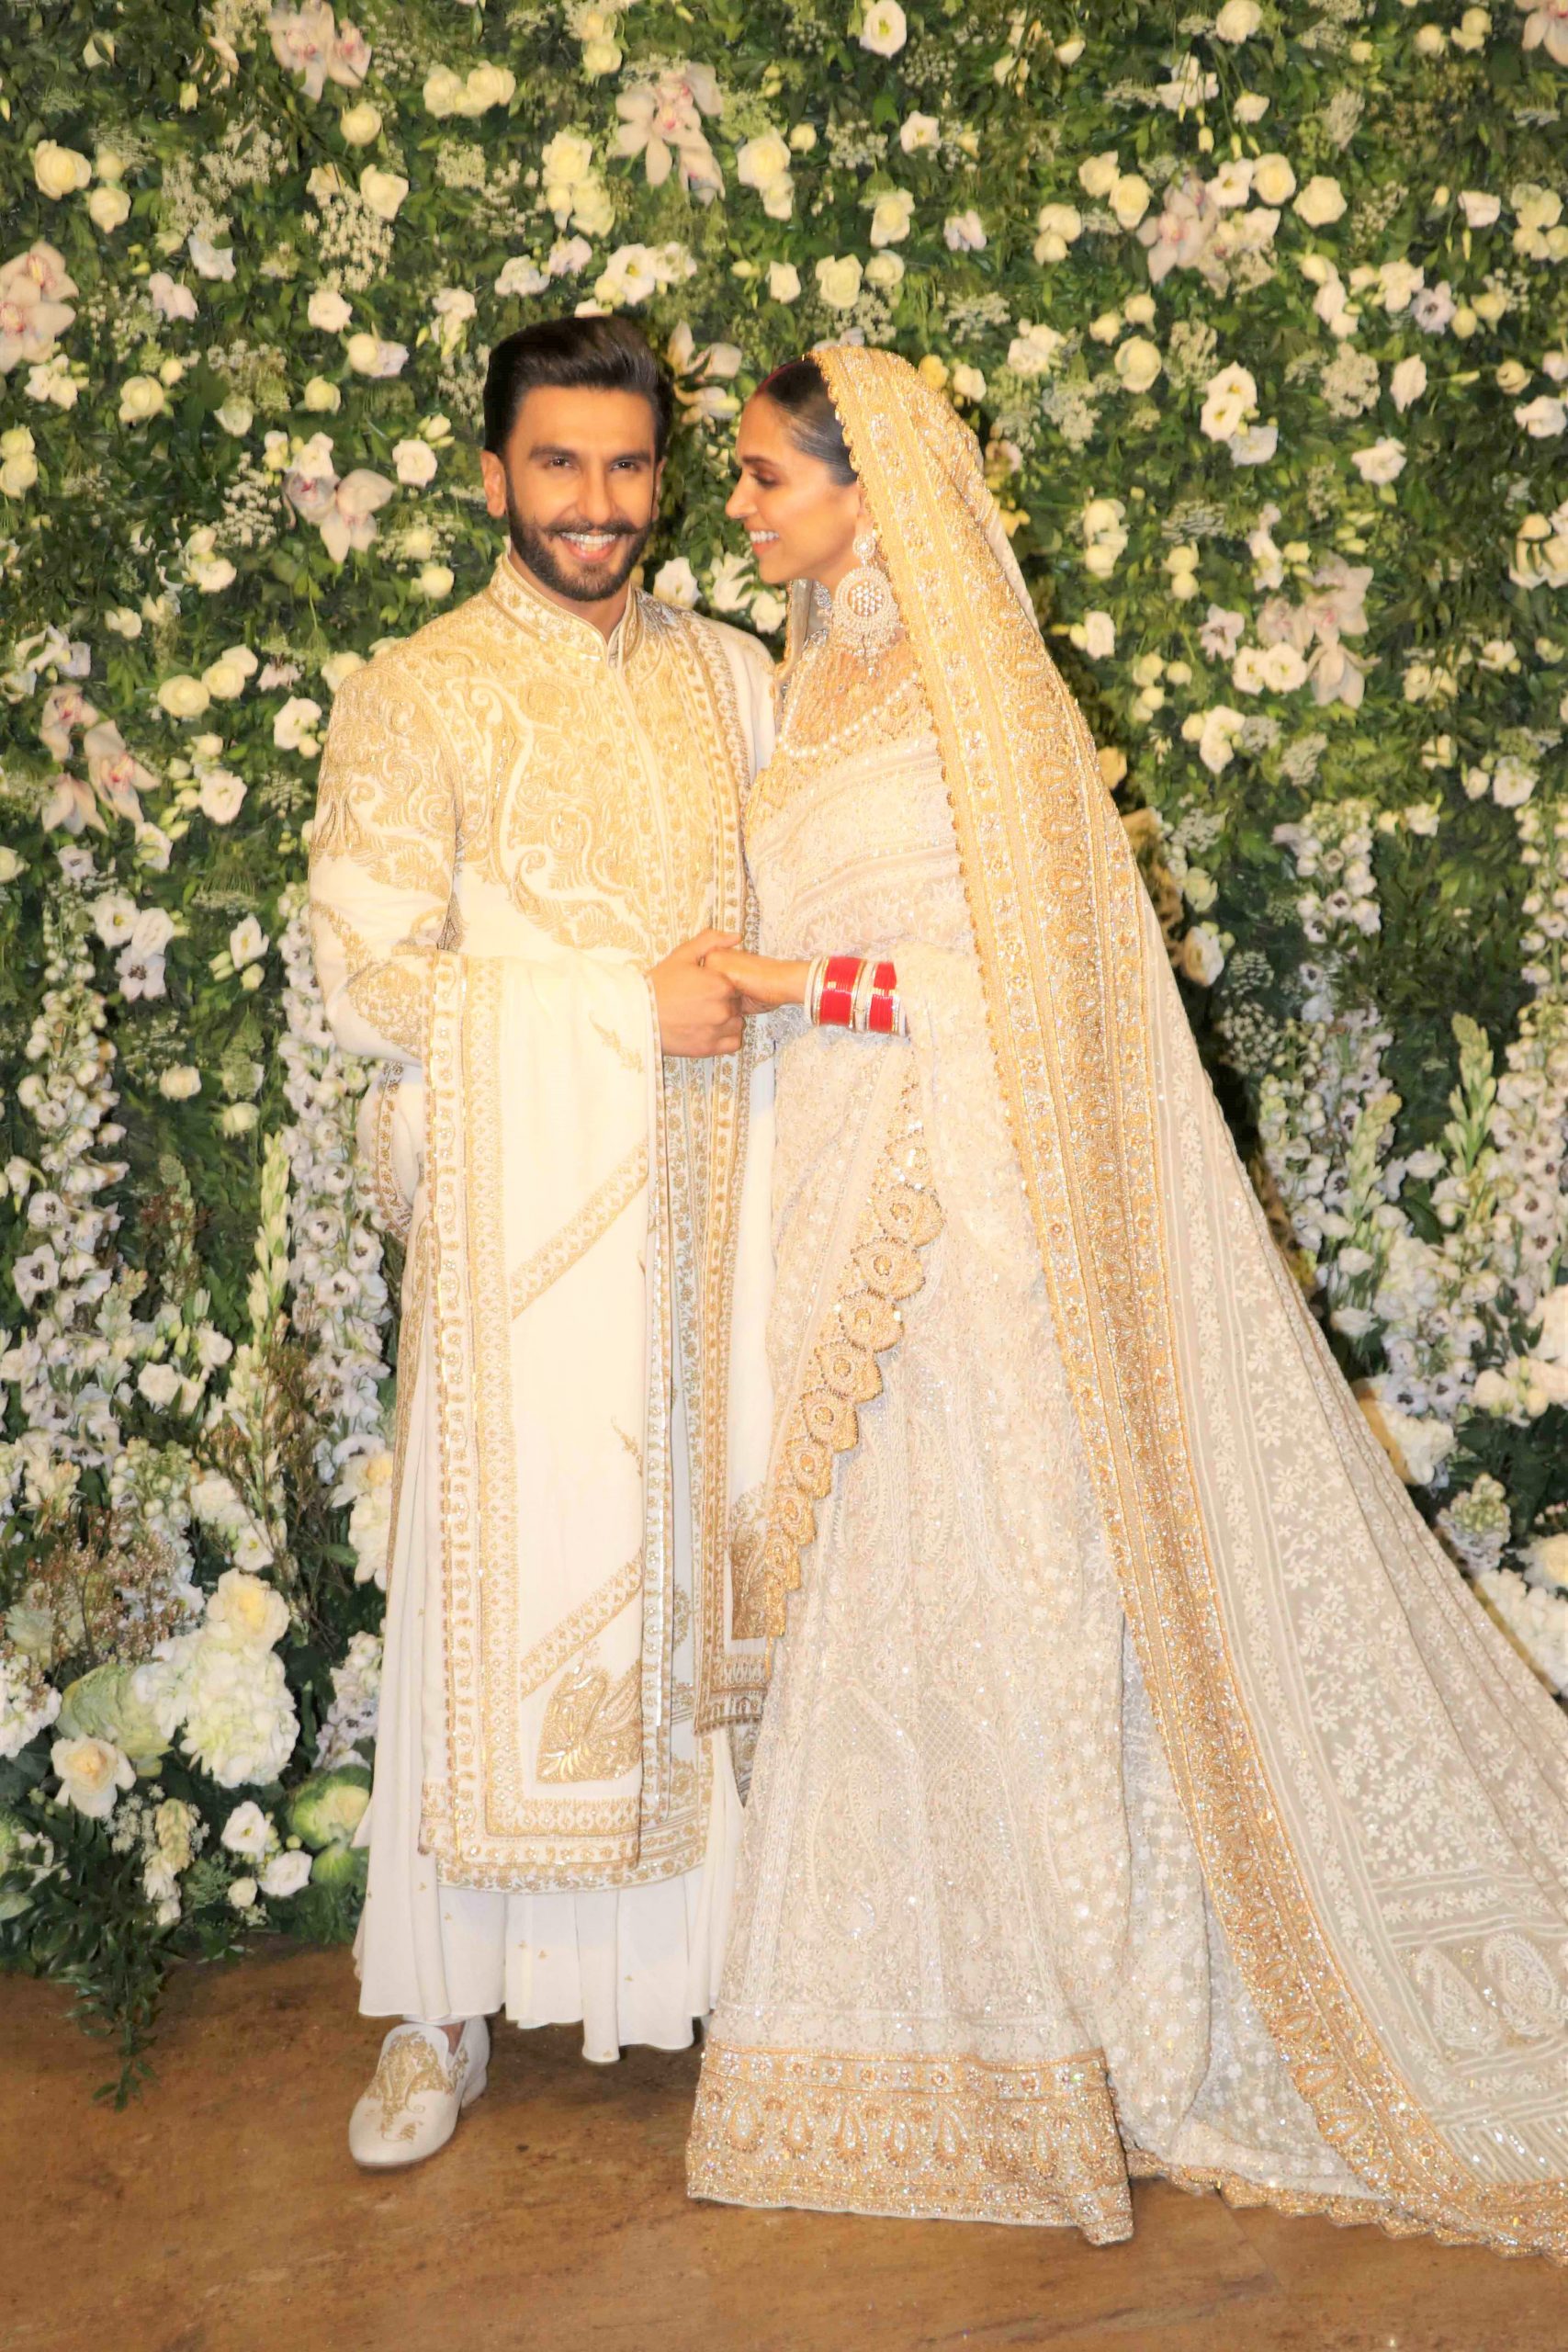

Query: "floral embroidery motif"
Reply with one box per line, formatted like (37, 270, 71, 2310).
(367, 2029, 464, 2143)
(537, 1651, 643, 1784)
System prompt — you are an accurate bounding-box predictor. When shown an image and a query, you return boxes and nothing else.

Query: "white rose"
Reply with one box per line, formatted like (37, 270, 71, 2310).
(206, 1568, 288, 1651)
(815, 254, 863, 311)
(308, 287, 354, 332)
(865, 253, 905, 291)
(900, 112, 941, 153)
(260, 1849, 312, 1899)
(159, 1065, 202, 1100)
(1113, 336, 1162, 393)
(220, 1800, 272, 1859)
(321, 650, 366, 693)
(302, 377, 342, 413)
(750, 591, 788, 636)
(1389, 356, 1428, 412)
(1078, 151, 1122, 200)
(0, 847, 24, 883)
(1082, 610, 1116, 658)
(767, 261, 801, 303)
(228, 1876, 259, 1911)
(119, 374, 167, 425)
(86, 185, 131, 233)
(340, 103, 381, 147)
(869, 189, 916, 247)
(860, 0, 908, 57)
(138, 1362, 183, 1408)
(1517, 396, 1567, 439)
(1008, 322, 1065, 378)
(1294, 175, 1348, 227)
(392, 437, 439, 487)
(951, 363, 986, 402)
(1259, 642, 1309, 692)
(358, 167, 409, 221)
(1109, 174, 1152, 231)
(52, 1735, 135, 1819)
(1200, 363, 1258, 442)
(33, 141, 92, 200)
(344, 334, 408, 378)
(1251, 153, 1297, 207)
(157, 673, 211, 719)
(1214, 0, 1262, 38)
(417, 563, 455, 600)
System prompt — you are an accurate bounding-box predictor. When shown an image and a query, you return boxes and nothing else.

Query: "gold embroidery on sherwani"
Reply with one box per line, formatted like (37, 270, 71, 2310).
(538, 1652, 643, 1784)
(687, 2044, 1132, 2238)
(813, 345, 1568, 2260)
(508, 1143, 649, 1322)
(311, 900, 433, 1060)
(368, 1064, 412, 1243)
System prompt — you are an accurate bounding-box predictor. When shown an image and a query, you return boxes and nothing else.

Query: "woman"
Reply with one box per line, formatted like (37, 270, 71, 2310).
(683, 344, 1568, 2257)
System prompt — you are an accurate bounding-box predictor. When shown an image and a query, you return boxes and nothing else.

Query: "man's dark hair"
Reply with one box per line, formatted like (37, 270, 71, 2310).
(482, 315, 676, 461)
(755, 356, 856, 484)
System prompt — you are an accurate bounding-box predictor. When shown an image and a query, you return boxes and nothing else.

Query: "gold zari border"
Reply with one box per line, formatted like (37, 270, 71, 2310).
(688, 2041, 1133, 2239)
(818, 345, 1568, 2263)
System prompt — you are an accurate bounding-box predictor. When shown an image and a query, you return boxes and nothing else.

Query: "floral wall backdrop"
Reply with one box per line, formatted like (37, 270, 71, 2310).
(2, 0, 1567, 2085)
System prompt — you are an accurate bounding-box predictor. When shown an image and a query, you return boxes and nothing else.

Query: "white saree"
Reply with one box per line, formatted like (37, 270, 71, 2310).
(688, 347, 1568, 2257)
(310, 552, 774, 2053)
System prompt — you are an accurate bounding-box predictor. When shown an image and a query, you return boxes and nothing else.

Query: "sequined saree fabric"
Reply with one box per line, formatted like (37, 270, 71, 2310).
(688, 348, 1568, 2256)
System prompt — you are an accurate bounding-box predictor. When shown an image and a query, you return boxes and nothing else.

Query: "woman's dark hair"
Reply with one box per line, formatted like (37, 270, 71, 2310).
(755, 356, 856, 483)
(482, 315, 676, 460)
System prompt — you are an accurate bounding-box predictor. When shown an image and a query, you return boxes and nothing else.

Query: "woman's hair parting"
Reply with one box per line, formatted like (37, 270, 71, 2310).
(755, 357, 856, 484)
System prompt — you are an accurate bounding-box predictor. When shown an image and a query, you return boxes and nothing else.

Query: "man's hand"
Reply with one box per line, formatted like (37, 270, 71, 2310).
(649, 929, 745, 1057)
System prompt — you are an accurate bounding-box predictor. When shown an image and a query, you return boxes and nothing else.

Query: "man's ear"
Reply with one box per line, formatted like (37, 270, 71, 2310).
(651, 454, 667, 514)
(479, 447, 507, 520)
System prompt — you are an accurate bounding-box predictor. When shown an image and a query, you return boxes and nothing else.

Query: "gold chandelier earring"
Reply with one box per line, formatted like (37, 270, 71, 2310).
(830, 522, 902, 662)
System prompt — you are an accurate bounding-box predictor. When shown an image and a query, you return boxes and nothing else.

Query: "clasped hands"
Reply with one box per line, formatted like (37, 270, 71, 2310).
(648, 931, 810, 1059)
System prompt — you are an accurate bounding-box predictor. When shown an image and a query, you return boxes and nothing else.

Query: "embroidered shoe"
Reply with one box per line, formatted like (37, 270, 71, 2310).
(348, 2016, 490, 2170)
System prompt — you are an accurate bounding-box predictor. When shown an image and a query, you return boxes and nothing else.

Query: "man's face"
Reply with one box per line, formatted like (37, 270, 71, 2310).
(480, 385, 663, 607)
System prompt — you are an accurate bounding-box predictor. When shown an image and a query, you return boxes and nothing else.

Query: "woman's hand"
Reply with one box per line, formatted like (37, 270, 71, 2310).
(701, 948, 811, 1015)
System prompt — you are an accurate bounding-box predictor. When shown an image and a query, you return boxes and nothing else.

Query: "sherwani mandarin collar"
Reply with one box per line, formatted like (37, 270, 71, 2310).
(484, 548, 647, 671)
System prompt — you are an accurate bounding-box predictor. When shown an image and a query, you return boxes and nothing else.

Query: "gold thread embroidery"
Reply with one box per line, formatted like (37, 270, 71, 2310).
(508, 1142, 649, 1322)
(368, 1062, 412, 1242)
(687, 2042, 1133, 2239)
(537, 1652, 643, 1784)
(365, 2029, 468, 2143)
(751, 1064, 942, 1643)
(514, 1554, 644, 1705)
(592, 1011, 645, 1075)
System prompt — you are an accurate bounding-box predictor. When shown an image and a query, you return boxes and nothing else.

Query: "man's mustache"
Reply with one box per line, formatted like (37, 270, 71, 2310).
(545, 519, 638, 539)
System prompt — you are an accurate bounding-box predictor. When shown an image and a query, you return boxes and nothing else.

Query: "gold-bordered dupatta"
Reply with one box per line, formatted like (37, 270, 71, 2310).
(809, 342, 1568, 2258)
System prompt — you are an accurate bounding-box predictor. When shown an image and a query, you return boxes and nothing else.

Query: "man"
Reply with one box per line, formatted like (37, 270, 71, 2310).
(309, 315, 775, 2168)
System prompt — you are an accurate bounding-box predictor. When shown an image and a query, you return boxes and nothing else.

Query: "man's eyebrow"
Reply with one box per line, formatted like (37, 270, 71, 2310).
(524, 442, 652, 462)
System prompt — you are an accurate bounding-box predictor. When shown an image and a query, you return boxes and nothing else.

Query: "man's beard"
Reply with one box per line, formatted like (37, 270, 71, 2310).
(503, 491, 653, 605)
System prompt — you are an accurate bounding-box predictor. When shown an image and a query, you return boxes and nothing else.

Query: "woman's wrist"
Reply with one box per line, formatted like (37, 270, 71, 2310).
(804, 954, 908, 1036)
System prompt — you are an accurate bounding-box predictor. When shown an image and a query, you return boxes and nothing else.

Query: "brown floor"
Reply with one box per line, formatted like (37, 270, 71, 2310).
(3, 1943, 1562, 2352)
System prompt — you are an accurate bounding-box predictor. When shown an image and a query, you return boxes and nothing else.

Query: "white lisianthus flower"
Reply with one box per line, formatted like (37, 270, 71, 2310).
(341, 101, 381, 146)
(1200, 362, 1258, 441)
(900, 112, 941, 153)
(138, 1362, 184, 1408)
(1294, 175, 1348, 227)
(868, 188, 916, 247)
(494, 255, 549, 299)
(1114, 335, 1162, 392)
(1179, 924, 1226, 985)
(86, 185, 131, 233)
(0, 428, 38, 497)
(1008, 321, 1066, 378)
(51, 1735, 135, 1820)
(860, 0, 908, 57)
(707, 553, 754, 615)
(1460, 189, 1502, 229)
(228, 1876, 259, 1911)
(260, 1849, 312, 1899)
(737, 132, 795, 220)
(308, 287, 354, 332)
(188, 233, 236, 281)
(1259, 642, 1309, 692)
(1517, 395, 1568, 438)
(943, 210, 987, 253)
(197, 771, 246, 824)
(1214, 0, 1262, 38)
(767, 261, 801, 303)
(321, 650, 366, 694)
(1033, 201, 1083, 263)
(596, 243, 662, 307)
(1193, 705, 1246, 775)
(392, 438, 439, 487)
(344, 333, 408, 378)
(274, 695, 322, 750)
(417, 563, 454, 600)
(1082, 611, 1116, 658)
(119, 374, 167, 425)
(1389, 355, 1428, 411)
(229, 916, 269, 970)
(1235, 92, 1271, 124)
(159, 1065, 202, 1101)
(220, 1800, 272, 1859)
(1352, 436, 1407, 483)
(1252, 153, 1297, 206)
(815, 254, 863, 311)
(358, 166, 409, 221)
(33, 141, 92, 200)
(750, 591, 788, 635)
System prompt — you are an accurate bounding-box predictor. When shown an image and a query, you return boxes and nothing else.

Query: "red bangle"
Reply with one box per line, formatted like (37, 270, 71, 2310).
(866, 992, 897, 1035)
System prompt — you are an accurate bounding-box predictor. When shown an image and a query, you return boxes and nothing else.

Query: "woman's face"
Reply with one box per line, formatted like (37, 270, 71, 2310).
(727, 394, 864, 591)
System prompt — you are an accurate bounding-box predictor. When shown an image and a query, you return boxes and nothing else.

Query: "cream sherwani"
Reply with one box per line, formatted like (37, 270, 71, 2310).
(310, 551, 774, 2056)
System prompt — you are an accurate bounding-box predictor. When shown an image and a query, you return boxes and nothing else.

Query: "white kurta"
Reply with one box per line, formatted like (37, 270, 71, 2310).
(310, 553, 773, 2054)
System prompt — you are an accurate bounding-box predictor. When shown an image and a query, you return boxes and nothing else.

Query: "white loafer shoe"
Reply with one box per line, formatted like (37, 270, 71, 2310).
(348, 2017, 490, 2170)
